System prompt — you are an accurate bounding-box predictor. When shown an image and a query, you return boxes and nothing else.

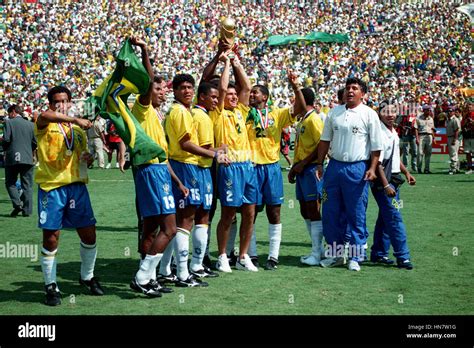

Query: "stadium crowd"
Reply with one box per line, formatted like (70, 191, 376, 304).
(1, 0, 473, 305)
(0, 0, 471, 116)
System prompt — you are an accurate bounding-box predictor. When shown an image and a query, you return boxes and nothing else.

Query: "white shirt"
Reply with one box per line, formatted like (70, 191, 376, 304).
(378, 123, 401, 174)
(321, 103, 383, 162)
(315, 111, 327, 124)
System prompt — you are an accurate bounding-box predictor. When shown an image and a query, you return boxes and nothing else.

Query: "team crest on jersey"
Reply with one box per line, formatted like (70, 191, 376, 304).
(191, 177, 197, 187)
(163, 183, 170, 194)
(352, 126, 360, 134)
(300, 126, 306, 134)
(268, 119, 275, 127)
(236, 110, 242, 120)
(206, 183, 211, 193)
(225, 179, 233, 188)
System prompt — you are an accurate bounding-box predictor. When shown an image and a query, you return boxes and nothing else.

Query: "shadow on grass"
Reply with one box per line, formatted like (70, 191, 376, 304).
(2, 258, 143, 304)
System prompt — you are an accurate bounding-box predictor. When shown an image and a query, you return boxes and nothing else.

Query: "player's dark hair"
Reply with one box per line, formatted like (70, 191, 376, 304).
(337, 88, 345, 104)
(172, 74, 195, 90)
(253, 85, 270, 98)
(197, 82, 218, 99)
(153, 76, 164, 84)
(301, 87, 315, 106)
(7, 104, 22, 114)
(345, 77, 367, 94)
(47, 86, 72, 104)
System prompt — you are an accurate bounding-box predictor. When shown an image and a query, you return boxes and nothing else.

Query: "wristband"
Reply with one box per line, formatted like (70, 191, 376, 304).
(383, 184, 391, 189)
(213, 151, 218, 159)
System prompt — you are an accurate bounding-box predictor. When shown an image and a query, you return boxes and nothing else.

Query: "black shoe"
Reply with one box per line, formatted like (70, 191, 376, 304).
(397, 259, 413, 270)
(191, 266, 219, 278)
(424, 170, 432, 174)
(228, 251, 237, 267)
(156, 273, 178, 285)
(264, 258, 278, 270)
(79, 277, 105, 296)
(202, 265, 219, 277)
(417, 169, 422, 174)
(202, 255, 213, 270)
(10, 207, 22, 217)
(130, 278, 162, 297)
(44, 283, 61, 306)
(175, 274, 209, 287)
(21, 211, 30, 217)
(370, 256, 395, 265)
(154, 280, 173, 293)
(250, 256, 260, 268)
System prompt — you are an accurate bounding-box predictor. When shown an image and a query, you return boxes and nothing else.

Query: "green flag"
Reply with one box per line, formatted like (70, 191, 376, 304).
(88, 39, 166, 165)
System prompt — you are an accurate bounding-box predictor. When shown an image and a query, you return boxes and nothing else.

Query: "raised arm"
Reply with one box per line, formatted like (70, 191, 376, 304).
(217, 52, 231, 111)
(130, 37, 154, 106)
(201, 47, 224, 84)
(288, 69, 305, 117)
(231, 57, 251, 106)
(37, 109, 92, 130)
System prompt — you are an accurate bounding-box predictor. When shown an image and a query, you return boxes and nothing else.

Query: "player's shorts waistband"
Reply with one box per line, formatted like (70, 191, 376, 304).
(255, 161, 279, 167)
(329, 158, 370, 165)
(136, 163, 168, 169)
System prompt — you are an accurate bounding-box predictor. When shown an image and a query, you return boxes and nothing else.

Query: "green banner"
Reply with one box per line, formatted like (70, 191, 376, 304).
(268, 32, 349, 46)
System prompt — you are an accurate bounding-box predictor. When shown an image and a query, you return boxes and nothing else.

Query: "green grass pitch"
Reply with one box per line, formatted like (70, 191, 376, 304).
(0, 154, 472, 315)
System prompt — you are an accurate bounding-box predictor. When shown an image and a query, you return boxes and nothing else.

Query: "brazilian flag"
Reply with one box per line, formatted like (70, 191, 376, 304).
(88, 39, 166, 165)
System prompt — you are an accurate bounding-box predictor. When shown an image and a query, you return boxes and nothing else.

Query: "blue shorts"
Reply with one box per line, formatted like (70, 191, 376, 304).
(256, 162, 284, 206)
(296, 163, 320, 202)
(218, 161, 257, 207)
(169, 159, 202, 208)
(135, 163, 176, 218)
(38, 183, 96, 230)
(198, 166, 213, 210)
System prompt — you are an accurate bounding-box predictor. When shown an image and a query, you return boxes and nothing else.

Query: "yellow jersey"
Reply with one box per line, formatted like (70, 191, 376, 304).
(131, 98, 168, 164)
(246, 107, 295, 164)
(165, 102, 199, 165)
(35, 122, 88, 192)
(294, 110, 324, 164)
(209, 103, 251, 162)
(192, 106, 214, 168)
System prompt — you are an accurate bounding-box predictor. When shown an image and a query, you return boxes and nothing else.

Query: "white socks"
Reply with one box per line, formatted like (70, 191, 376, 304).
(136, 253, 162, 285)
(268, 223, 282, 261)
(190, 224, 208, 272)
(205, 222, 212, 257)
(310, 221, 323, 259)
(80, 242, 97, 281)
(225, 221, 238, 255)
(159, 239, 175, 276)
(248, 225, 258, 258)
(174, 228, 190, 281)
(41, 247, 57, 286)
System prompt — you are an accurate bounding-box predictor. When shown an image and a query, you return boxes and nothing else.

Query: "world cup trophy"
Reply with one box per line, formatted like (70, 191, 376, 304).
(219, 17, 236, 51)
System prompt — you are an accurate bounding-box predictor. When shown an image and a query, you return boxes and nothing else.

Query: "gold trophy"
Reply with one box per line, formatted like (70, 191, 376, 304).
(219, 17, 236, 51)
